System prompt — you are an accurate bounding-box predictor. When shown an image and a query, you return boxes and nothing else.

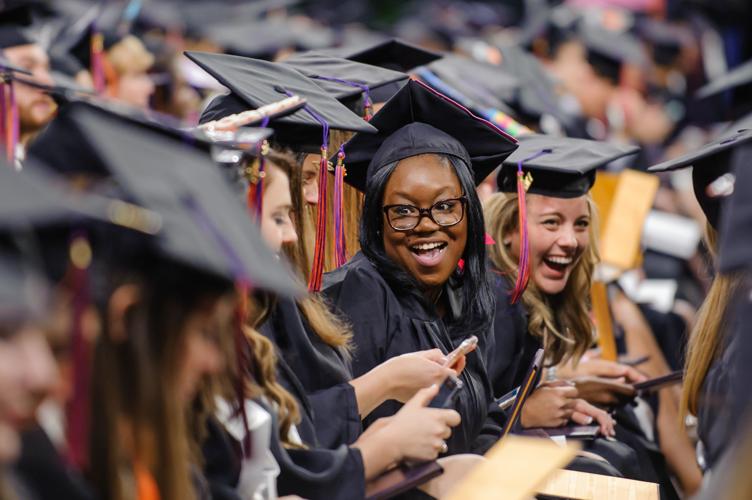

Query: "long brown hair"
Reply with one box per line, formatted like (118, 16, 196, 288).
(681, 223, 743, 417)
(483, 192, 600, 366)
(268, 150, 353, 352)
(89, 268, 228, 500)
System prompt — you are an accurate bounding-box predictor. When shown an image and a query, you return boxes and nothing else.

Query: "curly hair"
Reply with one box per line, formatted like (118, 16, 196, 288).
(483, 192, 600, 366)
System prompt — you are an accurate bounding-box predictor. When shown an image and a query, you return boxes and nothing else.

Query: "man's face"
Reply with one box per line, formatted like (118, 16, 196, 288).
(3, 44, 56, 134)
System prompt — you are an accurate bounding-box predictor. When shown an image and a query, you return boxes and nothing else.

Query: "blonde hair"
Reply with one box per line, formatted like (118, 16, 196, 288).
(483, 192, 600, 365)
(681, 223, 743, 417)
(107, 35, 154, 75)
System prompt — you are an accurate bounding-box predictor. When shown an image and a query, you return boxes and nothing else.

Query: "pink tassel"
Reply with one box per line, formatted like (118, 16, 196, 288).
(509, 167, 531, 304)
(333, 145, 347, 268)
(91, 30, 106, 95)
(484, 233, 496, 245)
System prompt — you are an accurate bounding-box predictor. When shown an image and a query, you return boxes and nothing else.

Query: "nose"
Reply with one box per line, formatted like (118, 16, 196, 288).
(282, 223, 298, 246)
(412, 211, 440, 234)
(556, 226, 578, 252)
(20, 332, 58, 401)
(33, 66, 55, 88)
(201, 341, 223, 376)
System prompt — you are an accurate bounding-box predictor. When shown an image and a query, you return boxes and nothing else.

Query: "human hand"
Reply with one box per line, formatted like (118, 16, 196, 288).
(569, 358, 647, 383)
(573, 376, 636, 406)
(380, 385, 461, 463)
(520, 381, 578, 429)
(378, 349, 457, 403)
(570, 399, 616, 437)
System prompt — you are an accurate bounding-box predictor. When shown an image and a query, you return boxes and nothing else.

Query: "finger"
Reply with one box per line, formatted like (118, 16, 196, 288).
(558, 386, 579, 399)
(449, 355, 466, 374)
(440, 426, 453, 440)
(625, 366, 648, 383)
(440, 409, 462, 427)
(543, 379, 575, 388)
(571, 411, 594, 425)
(422, 349, 448, 365)
(405, 384, 439, 409)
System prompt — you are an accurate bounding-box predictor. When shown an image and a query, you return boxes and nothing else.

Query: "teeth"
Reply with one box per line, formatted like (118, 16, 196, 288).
(413, 242, 444, 251)
(547, 256, 573, 265)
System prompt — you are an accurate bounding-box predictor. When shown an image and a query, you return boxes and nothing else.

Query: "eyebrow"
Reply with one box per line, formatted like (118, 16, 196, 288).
(388, 189, 462, 204)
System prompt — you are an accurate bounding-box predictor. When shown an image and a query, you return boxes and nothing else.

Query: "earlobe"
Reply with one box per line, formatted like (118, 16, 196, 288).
(107, 284, 142, 343)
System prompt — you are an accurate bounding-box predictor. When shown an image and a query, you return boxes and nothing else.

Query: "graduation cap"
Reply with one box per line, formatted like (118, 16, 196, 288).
(497, 134, 641, 198)
(340, 79, 518, 192)
(696, 59, 752, 102)
(648, 128, 752, 229)
(718, 143, 752, 273)
(323, 38, 442, 73)
(0, 2, 35, 49)
(187, 51, 376, 152)
(280, 51, 408, 120)
(30, 100, 301, 296)
(319, 39, 443, 102)
(578, 25, 648, 84)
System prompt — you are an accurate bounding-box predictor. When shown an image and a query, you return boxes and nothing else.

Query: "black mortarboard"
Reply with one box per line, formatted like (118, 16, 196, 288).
(579, 25, 648, 84)
(321, 38, 443, 73)
(30, 101, 300, 296)
(339, 79, 518, 192)
(696, 59, 752, 101)
(187, 51, 376, 151)
(425, 54, 518, 114)
(280, 51, 408, 115)
(637, 18, 693, 67)
(0, 2, 35, 49)
(497, 134, 641, 198)
(648, 128, 752, 229)
(718, 143, 752, 272)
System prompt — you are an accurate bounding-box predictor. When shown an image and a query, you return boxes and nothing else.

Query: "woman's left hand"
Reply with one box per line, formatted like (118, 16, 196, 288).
(570, 399, 616, 437)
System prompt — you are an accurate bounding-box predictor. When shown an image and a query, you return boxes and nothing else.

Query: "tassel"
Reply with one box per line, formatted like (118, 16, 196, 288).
(134, 460, 161, 500)
(309, 75, 372, 121)
(234, 282, 252, 457)
(308, 143, 329, 291)
(0, 80, 7, 161)
(65, 231, 92, 470)
(509, 150, 550, 304)
(1, 79, 19, 165)
(277, 88, 330, 291)
(91, 28, 106, 95)
(509, 165, 532, 304)
(243, 117, 270, 219)
(332, 145, 347, 267)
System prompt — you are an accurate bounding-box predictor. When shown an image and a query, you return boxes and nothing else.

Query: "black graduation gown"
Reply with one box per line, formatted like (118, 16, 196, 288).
(13, 425, 96, 500)
(697, 328, 738, 471)
(259, 296, 362, 448)
(323, 252, 505, 455)
(486, 271, 534, 398)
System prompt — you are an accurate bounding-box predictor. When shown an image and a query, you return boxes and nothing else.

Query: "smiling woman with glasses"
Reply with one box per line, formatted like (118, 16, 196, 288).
(323, 80, 519, 456)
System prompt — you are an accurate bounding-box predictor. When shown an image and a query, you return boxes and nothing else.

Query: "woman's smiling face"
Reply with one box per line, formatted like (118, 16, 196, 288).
(381, 154, 467, 292)
(508, 194, 591, 295)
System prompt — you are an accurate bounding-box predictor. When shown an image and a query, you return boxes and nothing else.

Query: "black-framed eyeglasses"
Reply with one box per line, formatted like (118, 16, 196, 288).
(382, 196, 467, 231)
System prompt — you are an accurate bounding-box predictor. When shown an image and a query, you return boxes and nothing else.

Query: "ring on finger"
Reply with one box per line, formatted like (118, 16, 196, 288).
(439, 441, 448, 454)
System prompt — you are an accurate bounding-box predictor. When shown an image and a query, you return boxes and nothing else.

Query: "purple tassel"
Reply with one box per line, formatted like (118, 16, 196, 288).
(333, 145, 347, 267)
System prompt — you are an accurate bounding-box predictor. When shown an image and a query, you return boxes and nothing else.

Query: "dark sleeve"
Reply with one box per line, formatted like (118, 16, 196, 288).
(201, 417, 242, 500)
(324, 266, 393, 378)
(13, 425, 96, 500)
(486, 276, 528, 398)
(270, 428, 366, 499)
(309, 383, 362, 448)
